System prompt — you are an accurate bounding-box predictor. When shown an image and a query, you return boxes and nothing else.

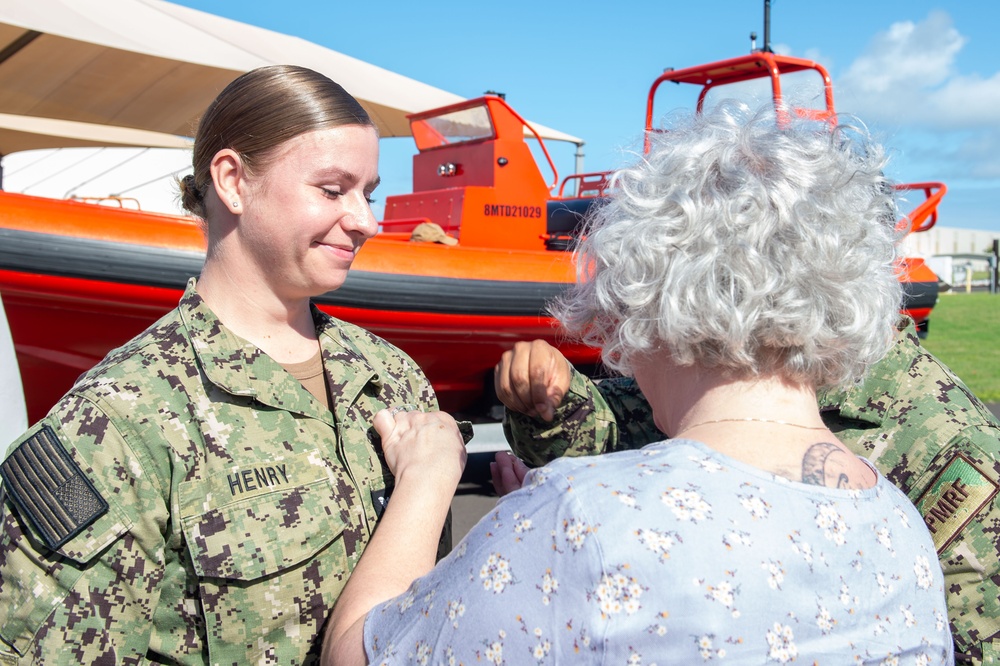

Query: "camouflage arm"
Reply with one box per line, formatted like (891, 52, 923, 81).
(594, 376, 663, 447)
(919, 424, 1000, 665)
(818, 319, 1000, 664)
(0, 398, 168, 664)
(504, 369, 662, 467)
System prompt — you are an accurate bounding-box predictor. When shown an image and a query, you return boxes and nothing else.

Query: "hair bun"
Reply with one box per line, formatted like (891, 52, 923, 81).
(178, 173, 206, 218)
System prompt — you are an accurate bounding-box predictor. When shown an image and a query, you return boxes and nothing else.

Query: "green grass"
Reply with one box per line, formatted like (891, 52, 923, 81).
(920, 291, 1000, 403)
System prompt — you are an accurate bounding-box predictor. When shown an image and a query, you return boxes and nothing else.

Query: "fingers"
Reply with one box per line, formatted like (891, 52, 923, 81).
(494, 343, 533, 416)
(511, 454, 529, 485)
(490, 451, 514, 496)
(529, 341, 569, 421)
(490, 460, 504, 496)
(376, 408, 467, 483)
(374, 404, 421, 444)
(494, 340, 571, 421)
(373, 409, 396, 440)
(491, 452, 528, 496)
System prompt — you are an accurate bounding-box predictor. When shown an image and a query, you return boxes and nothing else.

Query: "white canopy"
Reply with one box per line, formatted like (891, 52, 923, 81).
(0, 113, 192, 152)
(0, 0, 582, 152)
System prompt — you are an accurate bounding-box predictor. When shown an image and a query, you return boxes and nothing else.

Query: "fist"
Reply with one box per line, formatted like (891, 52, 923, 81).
(494, 340, 572, 421)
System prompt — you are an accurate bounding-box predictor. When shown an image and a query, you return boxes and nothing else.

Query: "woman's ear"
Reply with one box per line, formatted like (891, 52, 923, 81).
(210, 148, 244, 214)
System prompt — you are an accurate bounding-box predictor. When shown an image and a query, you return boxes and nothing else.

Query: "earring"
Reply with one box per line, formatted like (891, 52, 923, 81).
(231, 201, 240, 208)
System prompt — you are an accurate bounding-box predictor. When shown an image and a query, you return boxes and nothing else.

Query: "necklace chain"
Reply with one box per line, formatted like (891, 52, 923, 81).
(682, 417, 828, 431)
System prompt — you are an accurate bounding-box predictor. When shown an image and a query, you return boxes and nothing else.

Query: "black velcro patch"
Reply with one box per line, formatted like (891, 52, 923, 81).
(457, 421, 474, 445)
(0, 425, 108, 550)
(371, 488, 388, 518)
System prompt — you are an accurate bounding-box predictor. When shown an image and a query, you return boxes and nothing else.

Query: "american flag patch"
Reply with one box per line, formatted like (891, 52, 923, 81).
(0, 425, 108, 550)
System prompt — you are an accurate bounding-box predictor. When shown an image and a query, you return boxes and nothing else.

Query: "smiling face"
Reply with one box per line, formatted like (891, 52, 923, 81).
(236, 124, 380, 301)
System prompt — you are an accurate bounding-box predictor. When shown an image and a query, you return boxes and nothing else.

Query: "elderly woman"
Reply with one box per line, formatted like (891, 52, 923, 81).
(322, 104, 953, 663)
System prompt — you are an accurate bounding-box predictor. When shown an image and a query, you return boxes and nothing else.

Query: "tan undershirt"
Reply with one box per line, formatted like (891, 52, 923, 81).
(280, 349, 333, 412)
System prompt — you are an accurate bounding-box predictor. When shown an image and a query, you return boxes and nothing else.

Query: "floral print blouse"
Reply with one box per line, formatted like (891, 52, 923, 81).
(365, 439, 954, 664)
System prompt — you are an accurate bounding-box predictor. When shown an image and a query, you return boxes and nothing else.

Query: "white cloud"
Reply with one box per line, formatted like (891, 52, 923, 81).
(829, 10, 1000, 199)
(927, 73, 1000, 128)
(842, 12, 962, 93)
(835, 10, 1000, 130)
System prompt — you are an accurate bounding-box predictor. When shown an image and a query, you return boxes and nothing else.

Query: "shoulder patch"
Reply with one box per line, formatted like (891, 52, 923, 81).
(915, 453, 998, 554)
(0, 425, 109, 550)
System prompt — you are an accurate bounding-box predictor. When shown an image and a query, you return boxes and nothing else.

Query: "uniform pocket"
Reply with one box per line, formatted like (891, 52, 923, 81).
(180, 478, 346, 580)
(177, 451, 355, 663)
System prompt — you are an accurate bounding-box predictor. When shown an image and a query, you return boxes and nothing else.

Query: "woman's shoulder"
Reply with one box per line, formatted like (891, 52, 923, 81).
(75, 307, 190, 389)
(316, 309, 393, 351)
(316, 310, 425, 374)
(546, 438, 701, 470)
(533, 439, 908, 506)
(525, 439, 702, 492)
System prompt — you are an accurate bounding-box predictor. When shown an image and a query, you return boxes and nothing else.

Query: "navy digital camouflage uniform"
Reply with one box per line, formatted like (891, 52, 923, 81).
(505, 319, 1000, 665)
(0, 279, 445, 665)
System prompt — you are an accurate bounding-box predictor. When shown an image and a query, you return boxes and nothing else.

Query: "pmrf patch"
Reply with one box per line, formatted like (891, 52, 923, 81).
(0, 425, 108, 550)
(916, 453, 998, 554)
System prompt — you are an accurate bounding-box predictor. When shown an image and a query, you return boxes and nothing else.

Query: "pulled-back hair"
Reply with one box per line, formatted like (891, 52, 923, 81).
(179, 65, 374, 218)
(555, 102, 903, 388)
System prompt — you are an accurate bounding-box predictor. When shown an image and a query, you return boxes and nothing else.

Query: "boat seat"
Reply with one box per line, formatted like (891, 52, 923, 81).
(545, 197, 603, 251)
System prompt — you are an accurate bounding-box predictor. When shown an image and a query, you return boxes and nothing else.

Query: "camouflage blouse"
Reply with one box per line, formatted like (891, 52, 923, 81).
(0, 279, 439, 665)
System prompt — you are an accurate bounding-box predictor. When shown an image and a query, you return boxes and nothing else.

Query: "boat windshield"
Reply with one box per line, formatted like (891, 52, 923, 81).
(411, 104, 495, 150)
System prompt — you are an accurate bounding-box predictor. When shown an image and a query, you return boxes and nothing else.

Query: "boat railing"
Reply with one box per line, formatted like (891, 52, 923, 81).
(542, 172, 611, 250)
(643, 52, 836, 153)
(557, 171, 611, 199)
(896, 182, 947, 234)
(69, 195, 143, 210)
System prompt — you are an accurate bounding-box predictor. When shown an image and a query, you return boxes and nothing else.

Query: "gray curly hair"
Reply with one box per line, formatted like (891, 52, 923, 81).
(554, 102, 904, 388)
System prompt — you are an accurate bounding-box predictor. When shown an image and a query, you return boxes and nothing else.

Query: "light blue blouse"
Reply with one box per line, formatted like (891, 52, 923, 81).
(366, 439, 954, 664)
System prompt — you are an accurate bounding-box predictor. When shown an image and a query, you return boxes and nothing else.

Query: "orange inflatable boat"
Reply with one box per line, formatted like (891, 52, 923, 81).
(0, 54, 943, 424)
(0, 96, 604, 422)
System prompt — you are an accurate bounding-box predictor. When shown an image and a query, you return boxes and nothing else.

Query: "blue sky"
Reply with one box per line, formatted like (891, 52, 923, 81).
(163, 0, 1000, 233)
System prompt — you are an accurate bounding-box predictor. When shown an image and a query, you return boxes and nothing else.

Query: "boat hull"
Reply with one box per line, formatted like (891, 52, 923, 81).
(0, 190, 938, 423)
(0, 193, 599, 422)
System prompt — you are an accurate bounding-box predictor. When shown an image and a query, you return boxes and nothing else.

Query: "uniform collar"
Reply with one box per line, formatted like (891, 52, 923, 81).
(819, 318, 918, 427)
(314, 307, 385, 425)
(178, 278, 382, 422)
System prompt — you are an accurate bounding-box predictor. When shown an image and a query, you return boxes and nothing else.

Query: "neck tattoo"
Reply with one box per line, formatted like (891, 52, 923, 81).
(682, 417, 828, 431)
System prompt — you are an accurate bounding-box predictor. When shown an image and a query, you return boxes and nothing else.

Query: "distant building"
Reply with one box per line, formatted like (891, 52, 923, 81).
(903, 226, 1000, 258)
(903, 226, 1000, 288)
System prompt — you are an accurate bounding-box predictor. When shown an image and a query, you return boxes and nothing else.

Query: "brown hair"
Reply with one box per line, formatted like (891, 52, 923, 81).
(179, 65, 374, 218)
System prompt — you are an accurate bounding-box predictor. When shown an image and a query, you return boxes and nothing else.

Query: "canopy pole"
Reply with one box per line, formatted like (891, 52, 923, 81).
(574, 142, 585, 195)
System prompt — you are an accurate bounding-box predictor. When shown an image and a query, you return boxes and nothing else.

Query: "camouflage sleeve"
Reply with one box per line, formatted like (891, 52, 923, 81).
(912, 423, 1000, 665)
(819, 319, 1000, 664)
(595, 376, 663, 447)
(0, 397, 168, 664)
(504, 369, 662, 467)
